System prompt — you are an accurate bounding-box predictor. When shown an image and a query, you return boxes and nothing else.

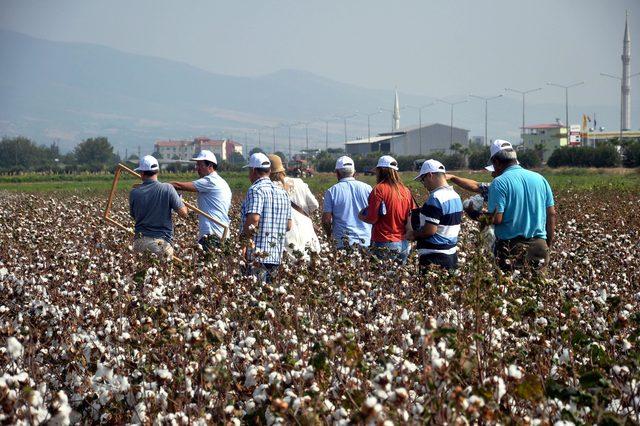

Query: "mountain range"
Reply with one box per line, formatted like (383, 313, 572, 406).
(0, 29, 619, 155)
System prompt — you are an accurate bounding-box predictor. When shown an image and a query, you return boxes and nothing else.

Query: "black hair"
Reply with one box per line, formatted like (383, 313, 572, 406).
(203, 160, 217, 170)
(142, 170, 158, 177)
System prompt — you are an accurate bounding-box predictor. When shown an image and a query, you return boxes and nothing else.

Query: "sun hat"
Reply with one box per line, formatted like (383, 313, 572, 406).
(191, 149, 217, 164)
(376, 155, 399, 171)
(485, 139, 517, 171)
(335, 156, 355, 171)
(244, 152, 271, 169)
(414, 159, 446, 180)
(134, 155, 159, 172)
(268, 154, 286, 173)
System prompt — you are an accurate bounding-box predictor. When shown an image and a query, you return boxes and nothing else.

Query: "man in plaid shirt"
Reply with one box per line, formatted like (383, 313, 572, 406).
(241, 153, 292, 282)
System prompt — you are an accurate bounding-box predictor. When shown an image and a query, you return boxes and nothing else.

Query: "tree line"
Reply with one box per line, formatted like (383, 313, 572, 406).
(2, 135, 639, 174)
(0, 136, 119, 173)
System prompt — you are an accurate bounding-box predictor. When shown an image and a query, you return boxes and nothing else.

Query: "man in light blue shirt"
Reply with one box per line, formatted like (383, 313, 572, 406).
(486, 140, 557, 272)
(322, 156, 372, 248)
(171, 150, 232, 251)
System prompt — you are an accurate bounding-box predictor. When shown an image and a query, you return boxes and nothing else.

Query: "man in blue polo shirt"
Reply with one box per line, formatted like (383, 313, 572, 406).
(322, 156, 372, 249)
(171, 150, 232, 252)
(406, 159, 463, 270)
(487, 140, 557, 272)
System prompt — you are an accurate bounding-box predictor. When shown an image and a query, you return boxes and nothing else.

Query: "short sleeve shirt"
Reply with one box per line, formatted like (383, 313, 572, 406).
(413, 186, 463, 255)
(192, 172, 232, 239)
(241, 177, 292, 264)
(363, 182, 415, 243)
(323, 178, 372, 248)
(129, 180, 184, 242)
(488, 165, 555, 240)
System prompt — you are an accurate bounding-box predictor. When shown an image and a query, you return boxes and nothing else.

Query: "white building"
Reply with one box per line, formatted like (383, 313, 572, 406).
(345, 123, 469, 156)
(154, 137, 243, 162)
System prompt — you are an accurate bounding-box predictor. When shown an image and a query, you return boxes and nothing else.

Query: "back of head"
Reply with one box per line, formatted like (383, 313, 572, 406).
(492, 148, 518, 166)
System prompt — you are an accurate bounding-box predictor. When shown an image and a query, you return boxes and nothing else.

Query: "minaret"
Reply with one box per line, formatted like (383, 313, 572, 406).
(393, 88, 400, 131)
(621, 11, 631, 131)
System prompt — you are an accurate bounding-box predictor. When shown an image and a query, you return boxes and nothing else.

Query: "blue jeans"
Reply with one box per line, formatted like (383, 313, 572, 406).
(372, 240, 409, 265)
(248, 263, 279, 283)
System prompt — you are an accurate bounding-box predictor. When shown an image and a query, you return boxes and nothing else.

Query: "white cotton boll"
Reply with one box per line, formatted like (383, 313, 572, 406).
(323, 399, 335, 412)
(49, 391, 72, 426)
(155, 368, 172, 380)
(553, 421, 575, 426)
(400, 309, 409, 321)
(494, 377, 506, 401)
(507, 364, 523, 380)
(6, 337, 23, 360)
(535, 317, 548, 327)
(252, 384, 269, 404)
(224, 405, 235, 414)
(622, 339, 632, 351)
(245, 365, 258, 388)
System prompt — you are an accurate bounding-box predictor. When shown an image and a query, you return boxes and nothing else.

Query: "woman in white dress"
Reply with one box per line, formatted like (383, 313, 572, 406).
(268, 154, 321, 260)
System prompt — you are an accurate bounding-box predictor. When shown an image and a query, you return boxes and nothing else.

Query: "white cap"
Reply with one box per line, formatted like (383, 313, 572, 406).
(134, 155, 159, 172)
(191, 149, 217, 164)
(335, 156, 355, 171)
(414, 159, 446, 180)
(486, 139, 517, 171)
(244, 152, 271, 169)
(376, 155, 399, 171)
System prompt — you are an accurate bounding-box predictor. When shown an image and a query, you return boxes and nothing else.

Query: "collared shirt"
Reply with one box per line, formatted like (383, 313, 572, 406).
(413, 185, 463, 255)
(323, 177, 372, 248)
(488, 165, 555, 241)
(192, 172, 232, 239)
(129, 180, 184, 242)
(241, 177, 292, 264)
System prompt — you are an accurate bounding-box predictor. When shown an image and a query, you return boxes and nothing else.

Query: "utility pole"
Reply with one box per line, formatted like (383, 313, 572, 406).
(406, 103, 436, 155)
(437, 99, 468, 148)
(547, 81, 585, 138)
(505, 87, 543, 143)
(469, 94, 503, 147)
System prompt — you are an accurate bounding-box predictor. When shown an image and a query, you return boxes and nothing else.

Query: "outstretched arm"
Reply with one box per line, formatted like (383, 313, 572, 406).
(446, 174, 482, 193)
(171, 181, 198, 192)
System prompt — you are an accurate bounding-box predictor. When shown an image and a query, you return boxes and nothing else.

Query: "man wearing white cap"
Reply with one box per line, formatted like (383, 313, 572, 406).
(322, 156, 372, 248)
(129, 155, 188, 260)
(171, 150, 232, 251)
(485, 139, 557, 273)
(406, 159, 463, 270)
(240, 153, 292, 282)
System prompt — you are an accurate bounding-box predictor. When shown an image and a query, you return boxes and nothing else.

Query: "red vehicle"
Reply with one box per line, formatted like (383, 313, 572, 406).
(287, 159, 314, 178)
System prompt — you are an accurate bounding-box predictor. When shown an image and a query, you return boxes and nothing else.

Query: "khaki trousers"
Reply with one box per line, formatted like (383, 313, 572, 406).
(495, 237, 549, 273)
(133, 236, 174, 260)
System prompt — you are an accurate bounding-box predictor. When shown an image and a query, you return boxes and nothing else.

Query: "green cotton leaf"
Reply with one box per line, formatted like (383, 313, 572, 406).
(579, 370, 610, 390)
(515, 375, 544, 402)
(434, 327, 457, 337)
(599, 412, 626, 426)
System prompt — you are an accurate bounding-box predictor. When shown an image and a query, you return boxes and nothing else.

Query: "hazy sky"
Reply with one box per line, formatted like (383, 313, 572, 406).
(1, 0, 638, 123)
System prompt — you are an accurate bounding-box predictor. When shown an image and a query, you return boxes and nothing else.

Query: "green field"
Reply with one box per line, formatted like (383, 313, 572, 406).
(1, 167, 639, 194)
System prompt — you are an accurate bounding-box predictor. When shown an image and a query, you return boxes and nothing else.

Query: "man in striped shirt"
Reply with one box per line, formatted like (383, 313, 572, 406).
(406, 159, 463, 271)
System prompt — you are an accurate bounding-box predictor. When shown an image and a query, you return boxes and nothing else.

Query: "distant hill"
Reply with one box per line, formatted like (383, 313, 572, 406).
(0, 29, 618, 154)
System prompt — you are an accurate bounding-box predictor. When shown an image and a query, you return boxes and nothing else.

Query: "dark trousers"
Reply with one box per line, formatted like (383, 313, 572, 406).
(419, 252, 458, 271)
(198, 234, 221, 252)
(248, 263, 279, 283)
(495, 237, 549, 273)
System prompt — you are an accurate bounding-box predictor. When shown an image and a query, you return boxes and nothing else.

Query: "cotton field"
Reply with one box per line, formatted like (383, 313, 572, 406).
(1, 189, 639, 424)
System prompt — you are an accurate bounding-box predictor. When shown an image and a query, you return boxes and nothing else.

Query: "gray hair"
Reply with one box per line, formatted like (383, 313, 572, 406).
(492, 148, 518, 164)
(337, 168, 355, 179)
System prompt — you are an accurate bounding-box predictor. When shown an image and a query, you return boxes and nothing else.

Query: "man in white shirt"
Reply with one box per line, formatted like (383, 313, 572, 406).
(171, 150, 232, 251)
